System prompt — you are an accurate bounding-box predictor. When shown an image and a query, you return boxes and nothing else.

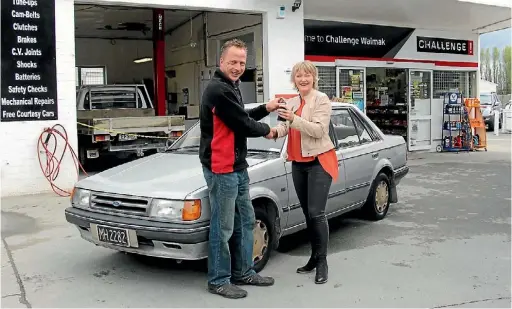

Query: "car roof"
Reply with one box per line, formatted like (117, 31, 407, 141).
(244, 102, 353, 109)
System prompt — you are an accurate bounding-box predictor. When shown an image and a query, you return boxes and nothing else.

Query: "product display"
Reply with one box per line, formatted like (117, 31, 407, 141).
(365, 68, 408, 141)
(465, 98, 487, 151)
(439, 92, 472, 152)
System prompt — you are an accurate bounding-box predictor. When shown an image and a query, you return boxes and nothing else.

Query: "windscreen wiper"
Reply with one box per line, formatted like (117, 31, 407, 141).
(166, 145, 199, 152)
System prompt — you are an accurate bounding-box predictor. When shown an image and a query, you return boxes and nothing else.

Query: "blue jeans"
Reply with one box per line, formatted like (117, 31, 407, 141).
(202, 166, 257, 286)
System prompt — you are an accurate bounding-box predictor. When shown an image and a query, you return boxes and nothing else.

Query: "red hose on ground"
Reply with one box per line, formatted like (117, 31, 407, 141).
(37, 124, 88, 197)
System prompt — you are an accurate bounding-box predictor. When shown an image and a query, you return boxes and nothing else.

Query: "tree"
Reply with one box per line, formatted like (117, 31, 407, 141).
(480, 48, 492, 81)
(484, 48, 492, 81)
(502, 46, 511, 95)
(480, 48, 486, 78)
(492, 47, 501, 84)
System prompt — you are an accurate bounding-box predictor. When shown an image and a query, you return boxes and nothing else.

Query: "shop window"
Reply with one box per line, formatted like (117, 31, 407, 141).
(330, 109, 361, 148)
(433, 71, 473, 98)
(335, 68, 365, 111)
(317, 66, 336, 99)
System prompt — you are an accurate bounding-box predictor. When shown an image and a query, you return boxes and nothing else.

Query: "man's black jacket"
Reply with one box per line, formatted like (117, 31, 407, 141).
(199, 69, 270, 174)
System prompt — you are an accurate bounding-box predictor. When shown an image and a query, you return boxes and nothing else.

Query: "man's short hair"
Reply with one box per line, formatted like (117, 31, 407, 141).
(220, 39, 247, 57)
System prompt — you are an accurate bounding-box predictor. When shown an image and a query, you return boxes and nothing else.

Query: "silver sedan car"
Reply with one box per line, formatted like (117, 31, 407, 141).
(65, 102, 409, 272)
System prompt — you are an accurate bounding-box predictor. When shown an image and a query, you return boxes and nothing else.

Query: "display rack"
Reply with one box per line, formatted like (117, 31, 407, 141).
(439, 92, 472, 152)
(366, 105, 408, 141)
(465, 98, 487, 151)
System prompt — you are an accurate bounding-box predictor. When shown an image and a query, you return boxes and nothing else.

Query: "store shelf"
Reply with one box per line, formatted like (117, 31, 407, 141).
(439, 92, 472, 153)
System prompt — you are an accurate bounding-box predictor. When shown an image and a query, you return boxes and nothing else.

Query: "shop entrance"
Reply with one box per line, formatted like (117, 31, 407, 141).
(408, 70, 433, 151)
(362, 68, 409, 143)
(334, 65, 435, 151)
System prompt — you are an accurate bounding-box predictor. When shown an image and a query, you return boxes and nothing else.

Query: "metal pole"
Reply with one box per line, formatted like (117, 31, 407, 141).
(494, 109, 500, 136)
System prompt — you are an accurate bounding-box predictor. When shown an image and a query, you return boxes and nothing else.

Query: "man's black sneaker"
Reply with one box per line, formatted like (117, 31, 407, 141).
(207, 283, 247, 299)
(232, 274, 275, 286)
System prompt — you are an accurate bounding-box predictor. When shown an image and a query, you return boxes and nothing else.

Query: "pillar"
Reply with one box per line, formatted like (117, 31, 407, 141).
(261, 6, 304, 101)
(153, 9, 166, 116)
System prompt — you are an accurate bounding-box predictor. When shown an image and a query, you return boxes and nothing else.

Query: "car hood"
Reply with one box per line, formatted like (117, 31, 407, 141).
(481, 104, 492, 117)
(76, 152, 269, 200)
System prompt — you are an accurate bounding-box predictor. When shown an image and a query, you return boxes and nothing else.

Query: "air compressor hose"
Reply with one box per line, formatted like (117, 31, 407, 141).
(37, 124, 88, 197)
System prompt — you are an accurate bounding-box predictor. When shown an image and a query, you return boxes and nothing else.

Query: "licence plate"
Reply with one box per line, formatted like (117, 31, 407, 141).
(95, 225, 132, 247)
(119, 134, 136, 141)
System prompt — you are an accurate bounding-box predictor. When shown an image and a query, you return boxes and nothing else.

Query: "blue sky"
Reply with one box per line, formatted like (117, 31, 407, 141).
(480, 27, 511, 50)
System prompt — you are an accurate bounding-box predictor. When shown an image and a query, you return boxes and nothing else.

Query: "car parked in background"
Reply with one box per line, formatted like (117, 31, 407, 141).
(65, 103, 409, 272)
(480, 92, 502, 131)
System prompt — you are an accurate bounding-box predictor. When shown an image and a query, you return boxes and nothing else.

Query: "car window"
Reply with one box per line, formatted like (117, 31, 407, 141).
(350, 111, 374, 144)
(330, 109, 360, 148)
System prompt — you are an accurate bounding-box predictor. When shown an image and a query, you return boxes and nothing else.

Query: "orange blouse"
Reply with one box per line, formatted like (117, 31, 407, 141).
(287, 99, 339, 182)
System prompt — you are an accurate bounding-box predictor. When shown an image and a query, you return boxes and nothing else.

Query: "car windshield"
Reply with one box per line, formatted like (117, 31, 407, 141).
(480, 94, 492, 105)
(168, 112, 285, 153)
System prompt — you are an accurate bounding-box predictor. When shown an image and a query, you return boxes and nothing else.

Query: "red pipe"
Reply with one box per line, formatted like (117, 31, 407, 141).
(153, 9, 166, 116)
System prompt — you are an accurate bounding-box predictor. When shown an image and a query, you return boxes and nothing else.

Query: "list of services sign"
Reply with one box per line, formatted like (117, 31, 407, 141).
(1, 0, 58, 122)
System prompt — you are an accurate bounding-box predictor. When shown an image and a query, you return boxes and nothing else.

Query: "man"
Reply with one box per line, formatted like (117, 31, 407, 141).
(199, 39, 280, 299)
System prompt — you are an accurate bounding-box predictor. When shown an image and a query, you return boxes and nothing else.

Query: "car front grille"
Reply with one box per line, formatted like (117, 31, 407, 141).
(90, 192, 150, 215)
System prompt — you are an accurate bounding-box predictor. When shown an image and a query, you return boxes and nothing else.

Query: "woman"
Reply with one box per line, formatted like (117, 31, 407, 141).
(272, 60, 338, 284)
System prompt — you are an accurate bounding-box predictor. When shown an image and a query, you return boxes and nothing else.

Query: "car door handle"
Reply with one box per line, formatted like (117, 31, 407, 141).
(372, 153, 379, 159)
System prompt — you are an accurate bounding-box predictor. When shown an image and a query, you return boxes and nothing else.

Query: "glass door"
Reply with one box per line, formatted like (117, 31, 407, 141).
(408, 70, 433, 151)
(335, 67, 366, 113)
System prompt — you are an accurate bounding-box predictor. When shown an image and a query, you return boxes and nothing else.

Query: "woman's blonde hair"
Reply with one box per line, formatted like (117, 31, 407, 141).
(290, 60, 319, 90)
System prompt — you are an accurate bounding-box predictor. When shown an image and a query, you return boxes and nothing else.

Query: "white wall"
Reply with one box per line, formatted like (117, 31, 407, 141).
(75, 39, 153, 84)
(1, 0, 304, 196)
(479, 79, 497, 93)
(1, 0, 78, 196)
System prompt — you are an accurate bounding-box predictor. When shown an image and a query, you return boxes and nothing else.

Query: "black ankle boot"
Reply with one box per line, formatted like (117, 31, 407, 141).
(315, 256, 328, 284)
(296, 255, 317, 273)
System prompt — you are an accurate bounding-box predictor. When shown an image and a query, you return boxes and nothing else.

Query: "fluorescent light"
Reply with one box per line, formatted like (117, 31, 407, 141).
(133, 57, 153, 63)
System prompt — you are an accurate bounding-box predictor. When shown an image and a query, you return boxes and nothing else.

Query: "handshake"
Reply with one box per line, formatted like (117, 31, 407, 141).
(265, 127, 278, 140)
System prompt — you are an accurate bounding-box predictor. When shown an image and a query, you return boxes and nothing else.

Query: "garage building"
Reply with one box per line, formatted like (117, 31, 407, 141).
(0, 0, 510, 196)
(1, 0, 305, 196)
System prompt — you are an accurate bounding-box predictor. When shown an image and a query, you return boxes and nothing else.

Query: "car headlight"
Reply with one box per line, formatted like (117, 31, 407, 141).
(71, 188, 91, 208)
(149, 199, 201, 221)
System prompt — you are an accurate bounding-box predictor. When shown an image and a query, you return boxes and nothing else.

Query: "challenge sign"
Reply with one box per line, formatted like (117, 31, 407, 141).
(0, 0, 58, 122)
(417, 36, 474, 55)
(304, 20, 414, 58)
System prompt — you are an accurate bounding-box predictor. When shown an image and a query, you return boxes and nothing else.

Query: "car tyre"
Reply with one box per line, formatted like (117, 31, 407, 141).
(252, 207, 274, 273)
(78, 146, 89, 170)
(362, 173, 391, 221)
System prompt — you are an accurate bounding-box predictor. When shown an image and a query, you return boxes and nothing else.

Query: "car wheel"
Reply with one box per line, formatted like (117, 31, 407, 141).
(252, 207, 274, 273)
(362, 173, 391, 221)
(488, 119, 494, 131)
(78, 146, 89, 170)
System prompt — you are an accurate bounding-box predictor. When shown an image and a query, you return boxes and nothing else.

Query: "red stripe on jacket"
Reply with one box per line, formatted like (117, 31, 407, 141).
(211, 107, 235, 173)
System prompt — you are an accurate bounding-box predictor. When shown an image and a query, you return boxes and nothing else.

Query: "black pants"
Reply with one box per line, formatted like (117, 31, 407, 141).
(292, 158, 332, 260)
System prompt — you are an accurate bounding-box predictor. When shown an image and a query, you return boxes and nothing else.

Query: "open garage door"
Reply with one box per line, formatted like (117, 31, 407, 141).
(73, 4, 263, 171)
